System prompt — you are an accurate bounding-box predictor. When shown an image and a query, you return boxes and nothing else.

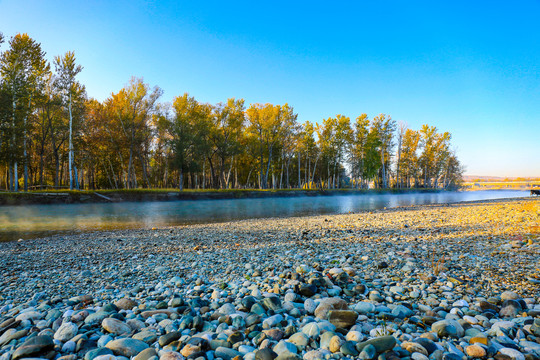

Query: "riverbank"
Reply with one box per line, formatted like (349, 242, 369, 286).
(0, 188, 444, 206)
(0, 198, 538, 360)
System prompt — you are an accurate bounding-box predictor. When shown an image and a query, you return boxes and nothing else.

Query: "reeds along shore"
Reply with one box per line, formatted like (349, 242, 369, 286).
(0, 198, 538, 360)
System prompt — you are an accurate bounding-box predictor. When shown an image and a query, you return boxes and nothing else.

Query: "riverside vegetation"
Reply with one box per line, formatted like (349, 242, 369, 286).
(0, 198, 538, 360)
(0, 33, 462, 192)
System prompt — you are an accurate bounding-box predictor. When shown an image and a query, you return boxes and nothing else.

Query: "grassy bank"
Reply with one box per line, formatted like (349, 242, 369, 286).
(0, 188, 444, 205)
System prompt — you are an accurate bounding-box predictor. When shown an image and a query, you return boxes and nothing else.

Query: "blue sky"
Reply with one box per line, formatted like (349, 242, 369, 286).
(1, 0, 539, 177)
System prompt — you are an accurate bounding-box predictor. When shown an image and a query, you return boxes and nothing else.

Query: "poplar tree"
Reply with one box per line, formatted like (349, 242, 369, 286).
(54, 51, 83, 190)
(0, 33, 48, 191)
(350, 114, 369, 188)
(210, 98, 245, 188)
(170, 93, 211, 190)
(246, 103, 296, 189)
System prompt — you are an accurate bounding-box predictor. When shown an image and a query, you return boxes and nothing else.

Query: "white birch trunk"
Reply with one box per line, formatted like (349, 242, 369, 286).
(68, 91, 73, 190)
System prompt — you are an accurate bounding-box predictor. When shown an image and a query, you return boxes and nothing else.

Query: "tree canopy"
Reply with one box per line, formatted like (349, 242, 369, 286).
(0, 33, 463, 191)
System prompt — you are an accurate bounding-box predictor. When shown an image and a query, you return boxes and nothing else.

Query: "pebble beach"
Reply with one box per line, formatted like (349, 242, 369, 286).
(0, 197, 539, 360)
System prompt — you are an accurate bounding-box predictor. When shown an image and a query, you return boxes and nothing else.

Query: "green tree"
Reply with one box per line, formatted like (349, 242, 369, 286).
(0, 33, 49, 191)
(170, 93, 211, 190)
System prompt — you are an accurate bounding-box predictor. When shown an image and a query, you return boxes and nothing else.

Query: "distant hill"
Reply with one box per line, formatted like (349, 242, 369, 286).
(463, 175, 540, 182)
(464, 175, 507, 181)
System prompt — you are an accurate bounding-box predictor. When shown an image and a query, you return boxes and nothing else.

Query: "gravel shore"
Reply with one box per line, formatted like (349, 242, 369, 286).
(0, 197, 538, 360)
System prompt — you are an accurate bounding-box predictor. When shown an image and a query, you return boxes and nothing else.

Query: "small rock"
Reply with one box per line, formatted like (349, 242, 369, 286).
(54, 322, 79, 342)
(133, 348, 158, 360)
(401, 341, 429, 356)
(102, 318, 131, 335)
(356, 336, 397, 353)
(500, 291, 519, 301)
(466, 344, 487, 358)
(273, 340, 297, 355)
(105, 338, 149, 357)
(327, 310, 358, 328)
(114, 298, 138, 310)
(498, 348, 525, 360)
(160, 351, 184, 360)
(256, 348, 278, 360)
(314, 297, 348, 319)
(12, 335, 54, 360)
(360, 344, 377, 359)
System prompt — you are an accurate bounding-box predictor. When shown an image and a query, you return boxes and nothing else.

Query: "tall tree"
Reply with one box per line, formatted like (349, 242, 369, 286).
(246, 103, 297, 189)
(395, 121, 407, 188)
(371, 114, 395, 188)
(0, 33, 49, 191)
(297, 121, 318, 189)
(107, 77, 161, 189)
(400, 128, 420, 188)
(170, 93, 212, 190)
(54, 51, 83, 190)
(441, 151, 463, 189)
(350, 114, 370, 188)
(210, 98, 245, 188)
(333, 115, 352, 188)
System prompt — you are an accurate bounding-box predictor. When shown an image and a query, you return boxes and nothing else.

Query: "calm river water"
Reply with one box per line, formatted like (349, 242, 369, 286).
(0, 190, 530, 242)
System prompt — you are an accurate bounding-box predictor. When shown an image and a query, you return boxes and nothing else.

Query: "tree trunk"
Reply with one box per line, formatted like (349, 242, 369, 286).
(381, 145, 386, 189)
(306, 156, 309, 188)
(279, 154, 284, 189)
(39, 147, 45, 186)
(179, 169, 183, 191)
(219, 156, 226, 189)
(54, 149, 60, 188)
(265, 147, 273, 189)
(311, 154, 319, 187)
(68, 92, 74, 190)
(259, 145, 265, 189)
(11, 88, 18, 192)
(286, 158, 290, 189)
(297, 152, 301, 189)
(74, 165, 80, 190)
(202, 161, 206, 189)
(226, 157, 234, 189)
(207, 156, 216, 189)
(234, 159, 238, 189)
(8, 164, 13, 192)
(396, 147, 402, 189)
(23, 119, 28, 191)
(140, 155, 150, 188)
(246, 165, 254, 189)
(127, 142, 134, 189)
(13, 162, 18, 192)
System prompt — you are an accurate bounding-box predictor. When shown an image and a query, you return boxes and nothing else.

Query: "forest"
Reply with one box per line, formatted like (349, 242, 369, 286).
(0, 33, 463, 191)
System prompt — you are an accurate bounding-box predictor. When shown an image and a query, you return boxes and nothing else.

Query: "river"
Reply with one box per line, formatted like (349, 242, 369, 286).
(0, 190, 530, 242)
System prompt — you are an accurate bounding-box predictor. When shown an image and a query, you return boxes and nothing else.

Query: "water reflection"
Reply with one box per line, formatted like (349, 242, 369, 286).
(0, 190, 529, 242)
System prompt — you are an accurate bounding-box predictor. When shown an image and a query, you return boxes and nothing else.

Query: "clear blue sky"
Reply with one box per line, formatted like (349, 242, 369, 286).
(1, 0, 539, 177)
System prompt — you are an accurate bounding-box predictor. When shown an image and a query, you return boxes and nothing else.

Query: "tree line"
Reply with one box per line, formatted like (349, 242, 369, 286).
(0, 33, 463, 191)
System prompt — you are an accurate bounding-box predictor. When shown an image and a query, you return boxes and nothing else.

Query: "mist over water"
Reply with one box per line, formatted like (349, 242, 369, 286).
(0, 190, 529, 242)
